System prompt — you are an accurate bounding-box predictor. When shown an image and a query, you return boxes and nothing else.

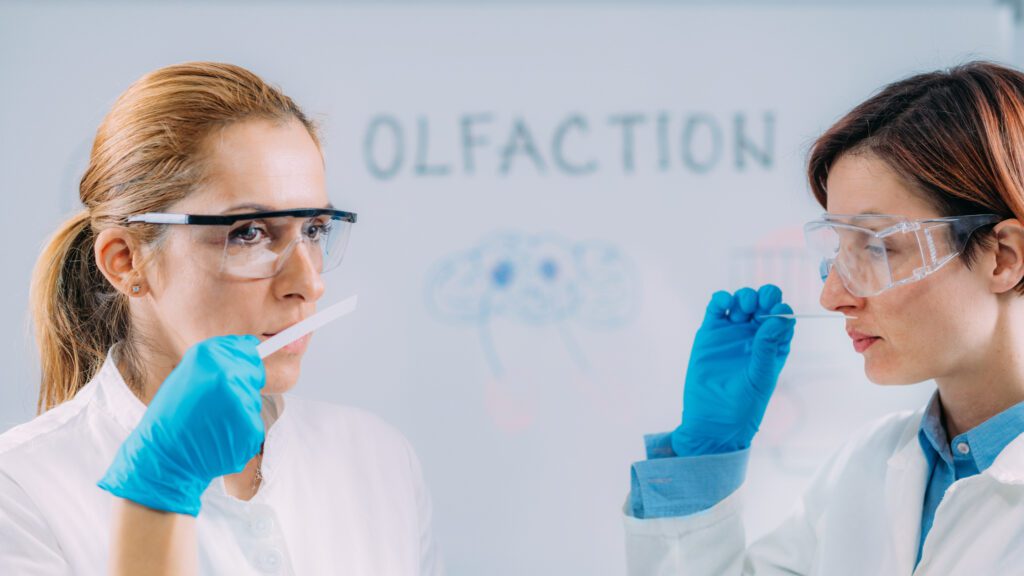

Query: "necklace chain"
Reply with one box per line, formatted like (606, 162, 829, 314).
(252, 449, 264, 496)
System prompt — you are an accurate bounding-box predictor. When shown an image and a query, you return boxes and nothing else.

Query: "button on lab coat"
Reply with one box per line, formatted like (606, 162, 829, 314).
(0, 348, 442, 575)
(623, 409, 1024, 575)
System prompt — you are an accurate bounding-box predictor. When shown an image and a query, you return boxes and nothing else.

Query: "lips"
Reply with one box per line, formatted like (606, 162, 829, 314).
(258, 326, 312, 355)
(847, 328, 881, 353)
(261, 317, 307, 341)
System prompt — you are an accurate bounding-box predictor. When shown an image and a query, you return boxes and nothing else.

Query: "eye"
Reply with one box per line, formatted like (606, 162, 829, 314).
(228, 222, 268, 245)
(866, 244, 887, 258)
(303, 219, 332, 241)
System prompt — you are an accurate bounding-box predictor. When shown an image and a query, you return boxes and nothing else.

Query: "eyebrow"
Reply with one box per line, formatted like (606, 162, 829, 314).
(220, 201, 335, 214)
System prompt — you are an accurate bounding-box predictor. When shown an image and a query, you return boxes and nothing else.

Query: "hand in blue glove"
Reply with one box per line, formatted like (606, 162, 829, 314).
(670, 285, 796, 457)
(98, 334, 266, 516)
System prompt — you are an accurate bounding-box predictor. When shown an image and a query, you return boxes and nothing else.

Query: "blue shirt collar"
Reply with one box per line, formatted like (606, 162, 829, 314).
(917, 389, 1024, 473)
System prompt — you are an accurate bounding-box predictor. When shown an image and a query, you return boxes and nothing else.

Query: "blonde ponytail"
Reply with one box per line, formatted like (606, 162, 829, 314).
(30, 210, 131, 412)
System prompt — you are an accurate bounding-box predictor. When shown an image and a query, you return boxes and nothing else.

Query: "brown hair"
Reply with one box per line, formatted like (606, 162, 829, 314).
(807, 60, 1024, 291)
(30, 62, 323, 413)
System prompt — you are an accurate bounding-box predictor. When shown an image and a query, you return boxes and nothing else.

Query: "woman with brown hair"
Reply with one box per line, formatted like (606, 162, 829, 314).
(624, 61, 1024, 574)
(0, 62, 440, 575)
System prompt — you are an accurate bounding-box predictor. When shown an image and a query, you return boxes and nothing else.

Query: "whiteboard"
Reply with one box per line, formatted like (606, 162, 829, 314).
(0, 4, 1012, 574)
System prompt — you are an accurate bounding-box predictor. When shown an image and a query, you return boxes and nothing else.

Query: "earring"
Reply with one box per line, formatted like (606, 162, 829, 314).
(131, 285, 140, 294)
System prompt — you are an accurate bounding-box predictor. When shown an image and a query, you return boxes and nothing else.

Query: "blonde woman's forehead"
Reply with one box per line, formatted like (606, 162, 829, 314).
(205, 118, 322, 176)
(176, 183, 330, 214)
(183, 119, 327, 213)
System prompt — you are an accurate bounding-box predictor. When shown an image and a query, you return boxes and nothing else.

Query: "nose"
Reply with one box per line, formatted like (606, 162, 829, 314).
(819, 264, 863, 313)
(272, 238, 326, 303)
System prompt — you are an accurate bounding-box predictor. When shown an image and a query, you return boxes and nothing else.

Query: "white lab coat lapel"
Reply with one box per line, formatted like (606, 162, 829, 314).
(880, 411, 929, 575)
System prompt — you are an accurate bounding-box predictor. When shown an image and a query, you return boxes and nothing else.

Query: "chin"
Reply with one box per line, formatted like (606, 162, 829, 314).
(864, 359, 928, 386)
(263, 357, 302, 394)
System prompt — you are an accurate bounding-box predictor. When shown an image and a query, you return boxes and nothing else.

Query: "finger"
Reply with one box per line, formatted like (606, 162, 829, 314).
(230, 335, 268, 391)
(702, 290, 733, 326)
(756, 284, 783, 313)
(748, 303, 795, 384)
(730, 287, 758, 323)
(756, 302, 796, 342)
(235, 334, 263, 358)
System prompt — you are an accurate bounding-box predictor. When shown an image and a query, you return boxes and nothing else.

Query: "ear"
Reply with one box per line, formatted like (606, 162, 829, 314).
(94, 228, 148, 297)
(988, 218, 1024, 294)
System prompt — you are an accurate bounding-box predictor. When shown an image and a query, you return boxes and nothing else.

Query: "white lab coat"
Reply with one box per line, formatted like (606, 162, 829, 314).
(0, 347, 442, 575)
(622, 408, 1024, 575)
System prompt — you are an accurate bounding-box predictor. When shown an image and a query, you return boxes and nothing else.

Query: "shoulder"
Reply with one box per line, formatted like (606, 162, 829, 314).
(0, 383, 98, 469)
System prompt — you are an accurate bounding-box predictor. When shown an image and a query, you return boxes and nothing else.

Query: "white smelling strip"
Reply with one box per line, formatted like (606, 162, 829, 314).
(257, 295, 359, 359)
(757, 313, 856, 319)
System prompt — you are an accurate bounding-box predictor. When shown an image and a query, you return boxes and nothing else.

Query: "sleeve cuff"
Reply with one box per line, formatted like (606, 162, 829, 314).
(628, 438, 749, 519)
(642, 431, 676, 459)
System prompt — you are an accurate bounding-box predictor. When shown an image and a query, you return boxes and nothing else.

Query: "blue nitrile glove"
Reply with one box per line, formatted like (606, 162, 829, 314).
(98, 335, 266, 516)
(670, 285, 796, 457)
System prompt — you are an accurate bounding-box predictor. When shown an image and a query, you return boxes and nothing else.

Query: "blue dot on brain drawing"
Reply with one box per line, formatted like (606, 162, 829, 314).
(425, 232, 640, 429)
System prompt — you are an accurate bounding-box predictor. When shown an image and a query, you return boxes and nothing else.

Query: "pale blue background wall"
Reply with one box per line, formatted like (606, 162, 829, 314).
(0, 2, 1016, 574)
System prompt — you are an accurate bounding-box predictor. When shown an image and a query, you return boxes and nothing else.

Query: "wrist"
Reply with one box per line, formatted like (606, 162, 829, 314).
(99, 456, 210, 516)
(98, 431, 212, 517)
(670, 424, 751, 457)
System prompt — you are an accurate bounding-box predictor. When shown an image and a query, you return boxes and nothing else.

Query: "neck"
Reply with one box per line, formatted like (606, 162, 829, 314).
(935, 312, 1024, 439)
(114, 336, 181, 407)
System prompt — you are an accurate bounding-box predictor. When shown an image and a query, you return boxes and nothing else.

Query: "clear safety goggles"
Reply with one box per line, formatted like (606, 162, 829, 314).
(125, 208, 357, 279)
(803, 213, 1000, 297)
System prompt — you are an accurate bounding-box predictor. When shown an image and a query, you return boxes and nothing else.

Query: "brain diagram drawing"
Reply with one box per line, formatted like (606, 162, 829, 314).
(425, 232, 640, 429)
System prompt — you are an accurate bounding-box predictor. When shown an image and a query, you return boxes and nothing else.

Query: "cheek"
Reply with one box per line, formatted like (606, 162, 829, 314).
(865, 268, 986, 383)
(152, 259, 271, 345)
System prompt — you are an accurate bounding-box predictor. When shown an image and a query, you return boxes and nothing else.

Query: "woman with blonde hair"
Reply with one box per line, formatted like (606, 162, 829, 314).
(0, 62, 441, 575)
